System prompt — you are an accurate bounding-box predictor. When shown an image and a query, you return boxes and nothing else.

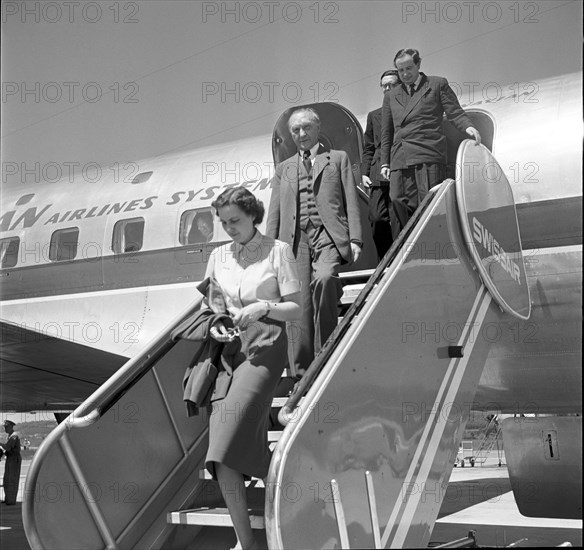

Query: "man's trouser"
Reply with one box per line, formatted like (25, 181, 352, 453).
(287, 222, 343, 376)
(368, 182, 395, 260)
(389, 163, 445, 232)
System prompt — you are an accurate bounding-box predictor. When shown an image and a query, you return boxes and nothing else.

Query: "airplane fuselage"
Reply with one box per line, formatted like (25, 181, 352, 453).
(1, 73, 581, 414)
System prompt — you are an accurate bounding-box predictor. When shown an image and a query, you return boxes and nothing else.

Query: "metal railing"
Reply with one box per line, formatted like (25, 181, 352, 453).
(23, 294, 205, 550)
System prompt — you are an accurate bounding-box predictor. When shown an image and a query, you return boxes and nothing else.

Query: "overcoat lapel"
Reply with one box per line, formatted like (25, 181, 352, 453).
(397, 76, 432, 126)
(312, 145, 332, 193)
(394, 86, 408, 109)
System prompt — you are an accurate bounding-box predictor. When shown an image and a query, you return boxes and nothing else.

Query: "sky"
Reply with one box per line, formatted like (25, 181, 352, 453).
(1, 0, 582, 188)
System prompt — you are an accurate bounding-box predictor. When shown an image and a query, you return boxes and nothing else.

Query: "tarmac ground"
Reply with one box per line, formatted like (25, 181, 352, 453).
(1, 456, 582, 549)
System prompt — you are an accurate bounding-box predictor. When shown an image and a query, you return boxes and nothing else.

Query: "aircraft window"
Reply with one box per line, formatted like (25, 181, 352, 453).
(179, 208, 216, 245)
(131, 171, 153, 184)
(0, 237, 20, 268)
(49, 228, 79, 262)
(112, 218, 145, 253)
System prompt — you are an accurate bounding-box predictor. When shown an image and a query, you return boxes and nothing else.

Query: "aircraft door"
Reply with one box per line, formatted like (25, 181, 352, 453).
(272, 102, 364, 188)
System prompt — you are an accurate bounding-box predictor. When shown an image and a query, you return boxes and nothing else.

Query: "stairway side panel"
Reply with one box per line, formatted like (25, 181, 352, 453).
(28, 441, 105, 550)
(272, 187, 502, 549)
(27, 340, 210, 549)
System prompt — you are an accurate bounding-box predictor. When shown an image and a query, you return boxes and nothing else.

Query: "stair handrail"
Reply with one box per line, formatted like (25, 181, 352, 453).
(473, 415, 500, 460)
(23, 294, 205, 548)
(71, 295, 205, 424)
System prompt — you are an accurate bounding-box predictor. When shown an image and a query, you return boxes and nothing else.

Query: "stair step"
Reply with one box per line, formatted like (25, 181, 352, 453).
(271, 397, 289, 407)
(168, 507, 265, 529)
(339, 268, 373, 305)
(268, 430, 281, 442)
(340, 283, 366, 305)
(339, 268, 375, 281)
(272, 395, 305, 408)
(199, 469, 265, 487)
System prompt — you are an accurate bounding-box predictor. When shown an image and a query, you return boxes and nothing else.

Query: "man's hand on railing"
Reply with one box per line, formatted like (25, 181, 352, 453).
(466, 126, 482, 145)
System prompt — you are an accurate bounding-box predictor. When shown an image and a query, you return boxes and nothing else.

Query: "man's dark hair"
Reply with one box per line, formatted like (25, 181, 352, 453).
(393, 48, 421, 66)
(212, 187, 265, 225)
(380, 69, 398, 83)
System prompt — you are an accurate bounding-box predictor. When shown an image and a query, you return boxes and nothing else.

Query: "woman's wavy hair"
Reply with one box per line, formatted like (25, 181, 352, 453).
(211, 186, 265, 225)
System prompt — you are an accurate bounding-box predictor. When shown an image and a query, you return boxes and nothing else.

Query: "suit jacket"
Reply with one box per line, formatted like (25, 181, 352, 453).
(380, 73, 473, 170)
(361, 107, 390, 186)
(266, 144, 362, 264)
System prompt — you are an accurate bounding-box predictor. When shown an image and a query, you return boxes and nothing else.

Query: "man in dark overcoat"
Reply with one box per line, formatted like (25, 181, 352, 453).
(380, 48, 481, 232)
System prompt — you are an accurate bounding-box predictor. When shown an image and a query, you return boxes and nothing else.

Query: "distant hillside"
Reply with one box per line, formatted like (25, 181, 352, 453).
(5, 419, 58, 459)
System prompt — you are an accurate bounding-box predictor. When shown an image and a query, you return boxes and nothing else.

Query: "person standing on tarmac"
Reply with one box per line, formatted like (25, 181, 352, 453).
(0, 419, 22, 505)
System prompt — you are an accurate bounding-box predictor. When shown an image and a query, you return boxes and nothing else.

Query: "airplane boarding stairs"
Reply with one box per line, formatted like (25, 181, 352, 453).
(23, 142, 532, 549)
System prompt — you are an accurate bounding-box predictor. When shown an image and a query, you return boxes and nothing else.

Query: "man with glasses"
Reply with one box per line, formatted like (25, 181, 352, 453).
(361, 69, 400, 261)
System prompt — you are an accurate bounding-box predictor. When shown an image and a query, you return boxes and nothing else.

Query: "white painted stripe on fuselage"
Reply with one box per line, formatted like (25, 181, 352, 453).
(0, 281, 201, 305)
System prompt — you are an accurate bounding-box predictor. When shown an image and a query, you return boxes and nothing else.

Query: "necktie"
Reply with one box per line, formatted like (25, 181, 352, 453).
(409, 83, 416, 96)
(303, 150, 312, 174)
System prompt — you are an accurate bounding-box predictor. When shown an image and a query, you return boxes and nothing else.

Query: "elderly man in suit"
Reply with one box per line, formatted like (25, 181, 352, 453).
(380, 48, 481, 233)
(266, 107, 362, 376)
(362, 69, 400, 261)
